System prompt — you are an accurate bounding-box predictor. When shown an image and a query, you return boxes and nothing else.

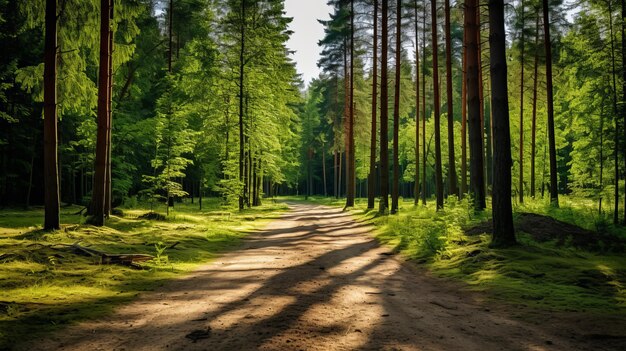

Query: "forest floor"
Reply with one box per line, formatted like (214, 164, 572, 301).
(25, 202, 626, 351)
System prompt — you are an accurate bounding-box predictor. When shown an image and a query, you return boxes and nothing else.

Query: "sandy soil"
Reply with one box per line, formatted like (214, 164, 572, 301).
(29, 203, 625, 351)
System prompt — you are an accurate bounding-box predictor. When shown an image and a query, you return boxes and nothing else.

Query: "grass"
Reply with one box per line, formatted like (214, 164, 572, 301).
(285, 195, 626, 314)
(0, 198, 287, 349)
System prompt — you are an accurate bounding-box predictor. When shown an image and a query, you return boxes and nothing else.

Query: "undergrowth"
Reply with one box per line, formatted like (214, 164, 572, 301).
(0, 198, 287, 349)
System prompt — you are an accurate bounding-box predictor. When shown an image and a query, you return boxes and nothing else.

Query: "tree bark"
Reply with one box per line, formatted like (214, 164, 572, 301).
(518, 0, 525, 204)
(466, 0, 486, 210)
(622, 0, 626, 223)
(488, 0, 516, 247)
(530, 13, 539, 198)
(610, 0, 619, 224)
(346, 0, 356, 207)
(43, 0, 60, 230)
(422, 2, 427, 205)
(105, 0, 114, 216)
(379, 0, 389, 214)
(392, 0, 401, 213)
(432, 0, 444, 210)
(444, 0, 458, 197)
(542, 0, 559, 207)
(368, 0, 378, 209)
(413, 0, 421, 205)
(238, 1, 246, 210)
(91, 0, 112, 226)
(461, 19, 468, 197)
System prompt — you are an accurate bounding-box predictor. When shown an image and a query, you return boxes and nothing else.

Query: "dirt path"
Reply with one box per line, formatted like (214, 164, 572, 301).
(32, 203, 624, 350)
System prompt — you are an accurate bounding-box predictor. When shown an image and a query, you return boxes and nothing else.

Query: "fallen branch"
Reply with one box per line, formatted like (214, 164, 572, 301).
(70, 243, 154, 268)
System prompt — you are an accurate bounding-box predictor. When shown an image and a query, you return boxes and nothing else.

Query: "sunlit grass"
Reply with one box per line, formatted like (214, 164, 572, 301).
(291, 194, 626, 314)
(0, 198, 287, 348)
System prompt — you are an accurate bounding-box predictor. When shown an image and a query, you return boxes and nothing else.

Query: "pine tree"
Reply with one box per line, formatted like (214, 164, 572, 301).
(43, 0, 60, 230)
(489, 0, 516, 247)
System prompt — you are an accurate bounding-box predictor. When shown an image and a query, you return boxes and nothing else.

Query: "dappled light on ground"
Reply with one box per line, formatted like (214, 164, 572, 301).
(25, 203, 621, 350)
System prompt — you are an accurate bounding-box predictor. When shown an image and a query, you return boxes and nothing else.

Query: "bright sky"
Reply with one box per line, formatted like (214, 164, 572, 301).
(284, 0, 333, 87)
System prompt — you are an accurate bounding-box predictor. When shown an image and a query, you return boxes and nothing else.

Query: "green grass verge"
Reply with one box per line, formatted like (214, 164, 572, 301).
(0, 199, 287, 349)
(285, 195, 626, 314)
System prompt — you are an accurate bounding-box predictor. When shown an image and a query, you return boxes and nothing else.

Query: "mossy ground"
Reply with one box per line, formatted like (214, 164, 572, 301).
(285, 195, 626, 314)
(0, 199, 287, 349)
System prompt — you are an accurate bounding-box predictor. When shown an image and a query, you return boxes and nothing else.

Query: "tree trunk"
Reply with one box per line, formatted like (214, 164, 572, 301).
(622, 0, 626, 224)
(346, 0, 356, 207)
(368, 0, 378, 209)
(379, 0, 389, 214)
(422, 2, 427, 206)
(488, 0, 516, 247)
(105, 0, 114, 216)
(461, 19, 468, 197)
(530, 13, 539, 198)
(542, 0, 559, 207)
(414, 0, 421, 205)
(477, 6, 487, 194)
(432, 0, 444, 210)
(238, 1, 246, 210)
(91, 0, 112, 226)
(466, 0, 486, 210)
(518, 0, 525, 204)
(392, 0, 401, 213)
(609, 0, 620, 224)
(445, 0, 458, 198)
(43, 0, 60, 230)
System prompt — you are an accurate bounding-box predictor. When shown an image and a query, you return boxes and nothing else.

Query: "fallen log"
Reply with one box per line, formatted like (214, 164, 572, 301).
(70, 243, 154, 268)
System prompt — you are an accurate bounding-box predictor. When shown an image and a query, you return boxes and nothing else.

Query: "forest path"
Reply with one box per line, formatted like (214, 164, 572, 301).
(33, 203, 611, 350)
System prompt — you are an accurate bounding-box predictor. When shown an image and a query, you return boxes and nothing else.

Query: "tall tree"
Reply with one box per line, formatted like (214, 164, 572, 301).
(466, 0, 486, 209)
(489, 0, 516, 246)
(530, 13, 539, 198)
(413, 0, 421, 205)
(379, 0, 389, 213)
(392, 0, 402, 213)
(518, 0, 525, 204)
(444, 0, 458, 197)
(608, 0, 619, 224)
(90, 0, 112, 226)
(623, 0, 626, 224)
(238, 0, 246, 210)
(368, 0, 378, 209)
(346, 0, 355, 207)
(43, 0, 60, 230)
(542, 0, 559, 206)
(461, 16, 468, 197)
(431, 0, 444, 209)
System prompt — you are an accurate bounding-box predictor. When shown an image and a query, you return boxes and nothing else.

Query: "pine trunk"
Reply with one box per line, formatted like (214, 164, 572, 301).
(368, 0, 378, 209)
(445, 0, 458, 197)
(238, 1, 246, 210)
(43, 0, 60, 230)
(432, 0, 444, 210)
(422, 2, 427, 205)
(530, 14, 539, 198)
(542, 0, 559, 207)
(461, 19, 468, 197)
(488, 0, 516, 247)
(414, 0, 421, 205)
(392, 0, 401, 213)
(346, 0, 356, 207)
(379, 0, 389, 214)
(105, 0, 114, 216)
(518, 0, 525, 204)
(466, 0, 486, 210)
(91, 0, 112, 226)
